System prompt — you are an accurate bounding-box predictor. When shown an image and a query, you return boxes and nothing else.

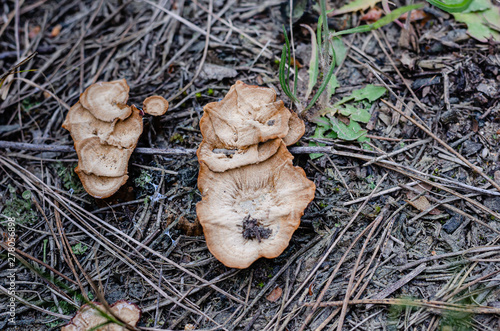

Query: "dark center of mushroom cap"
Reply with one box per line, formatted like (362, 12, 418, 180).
(242, 215, 271, 243)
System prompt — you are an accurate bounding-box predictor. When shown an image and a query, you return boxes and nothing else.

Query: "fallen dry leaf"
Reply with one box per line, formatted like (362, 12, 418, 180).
(361, 7, 383, 22)
(266, 287, 283, 302)
(50, 24, 62, 38)
(406, 193, 441, 215)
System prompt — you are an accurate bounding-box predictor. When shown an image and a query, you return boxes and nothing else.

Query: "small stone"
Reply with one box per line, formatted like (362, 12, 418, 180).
(484, 197, 500, 213)
(442, 215, 464, 234)
(462, 140, 483, 156)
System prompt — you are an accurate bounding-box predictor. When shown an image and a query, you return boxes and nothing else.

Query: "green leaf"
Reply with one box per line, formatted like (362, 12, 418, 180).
(453, 6, 500, 42)
(326, 74, 339, 101)
(351, 84, 387, 102)
(305, 43, 337, 111)
(331, 37, 347, 66)
(339, 104, 371, 123)
(302, 24, 319, 100)
(330, 118, 367, 141)
(332, 0, 382, 16)
(332, 4, 424, 37)
(463, 0, 490, 13)
(426, 0, 473, 13)
(22, 190, 32, 200)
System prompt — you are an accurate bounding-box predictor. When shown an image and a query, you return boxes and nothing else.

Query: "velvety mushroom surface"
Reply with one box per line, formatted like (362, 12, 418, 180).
(62, 300, 141, 331)
(197, 143, 315, 269)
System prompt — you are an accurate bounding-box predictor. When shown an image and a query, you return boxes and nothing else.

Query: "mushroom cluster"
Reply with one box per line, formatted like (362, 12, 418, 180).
(62, 300, 141, 331)
(196, 81, 316, 269)
(63, 79, 169, 198)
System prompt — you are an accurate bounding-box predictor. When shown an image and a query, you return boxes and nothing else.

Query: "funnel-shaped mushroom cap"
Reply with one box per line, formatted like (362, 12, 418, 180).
(143, 95, 169, 116)
(62, 300, 141, 331)
(197, 143, 315, 268)
(197, 138, 281, 172)
(106, 106, 143, 149)
(75, 137, 132, 177)
(202, 81, 291, 149)
(75, 168, 128, 199)
(80, 79, 131, 122)
(282, 110, 306, 146)
(62, 102, 116, 143)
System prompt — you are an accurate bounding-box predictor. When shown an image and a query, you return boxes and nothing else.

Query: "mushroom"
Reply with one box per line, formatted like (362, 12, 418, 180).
(197, 138, 281, 173)
(75, 170, 129, 199)
(142, 95, 169, 116)
(196, 143, 315, 269)
(62, 300, 141, 331)
(106, 106, 143, 149)
(202, 81, 292, 149)
(282, 110, 306, 146)
(62, 102, 116, 144)
(80, 79, 131, 122)
(74, 137, 132, 177)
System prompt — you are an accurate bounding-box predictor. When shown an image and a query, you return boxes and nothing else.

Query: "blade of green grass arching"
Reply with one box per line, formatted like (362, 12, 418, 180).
(319, 0, 330, 48)
(301, 24, 319, 100)
(331, 3, 424, 37)
(305, 44, 337, 111)
(426, 0, 473, 13)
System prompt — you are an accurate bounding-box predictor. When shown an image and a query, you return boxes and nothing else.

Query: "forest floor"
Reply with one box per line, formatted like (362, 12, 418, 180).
(1, 0, 500, 330)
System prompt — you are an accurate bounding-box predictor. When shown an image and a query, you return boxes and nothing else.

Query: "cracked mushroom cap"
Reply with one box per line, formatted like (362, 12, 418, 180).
(80, 79, 131, 122)
(143, 95, 169, 116)
(62, 300, 141, 331)
(62, 102, 116, 143)
(75, 137, 132, 177)
(202, 81, 292, 149)
(75, 168, 129, 199)
(196, 143, 315, 268)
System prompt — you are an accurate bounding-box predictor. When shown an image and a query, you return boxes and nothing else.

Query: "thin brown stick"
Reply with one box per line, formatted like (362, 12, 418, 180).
(381, 99, 500, 193)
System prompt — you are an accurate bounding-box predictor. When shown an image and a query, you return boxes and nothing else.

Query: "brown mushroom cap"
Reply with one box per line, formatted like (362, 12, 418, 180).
(62, 102, 116, 143)
(196, 143, 315, 268)
(282, 110, 306, 146)
(197, 138, 281, 173)
(143, 95, 169, 116)
(75, 168, 129, 199)
(80, 79, 131, 122)
(106, 105, 143, 149)
(202, 81, 292, 149)
(62, 300, 141, 331)
(75, 137, 132, 177)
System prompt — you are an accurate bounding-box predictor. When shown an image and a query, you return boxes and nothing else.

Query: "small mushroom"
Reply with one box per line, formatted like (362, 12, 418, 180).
(142, 95, 169, 116)
(202, 81, 292, 149)
(62, 300, 141, 331)
(196, 143, 315, 268)
(74, 137, 132, 177)
(80, 79, 131, 122)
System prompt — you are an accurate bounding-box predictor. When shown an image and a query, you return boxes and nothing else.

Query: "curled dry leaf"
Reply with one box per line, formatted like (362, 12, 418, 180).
(266, 287, 283, 302)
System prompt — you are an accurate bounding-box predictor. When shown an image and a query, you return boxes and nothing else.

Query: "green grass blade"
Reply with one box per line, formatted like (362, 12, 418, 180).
(426, 0, 473, 13)
(305, 44, 337, 111)
(332, 3, 424, 37)
(301, 24, 319, 100)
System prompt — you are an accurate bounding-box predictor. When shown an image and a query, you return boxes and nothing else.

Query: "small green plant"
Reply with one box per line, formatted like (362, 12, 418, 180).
(71, 243, 89, 255)
(134, 169, 153, 189)
(2, 186, 37, 225)
(54, 162, 83, 194)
